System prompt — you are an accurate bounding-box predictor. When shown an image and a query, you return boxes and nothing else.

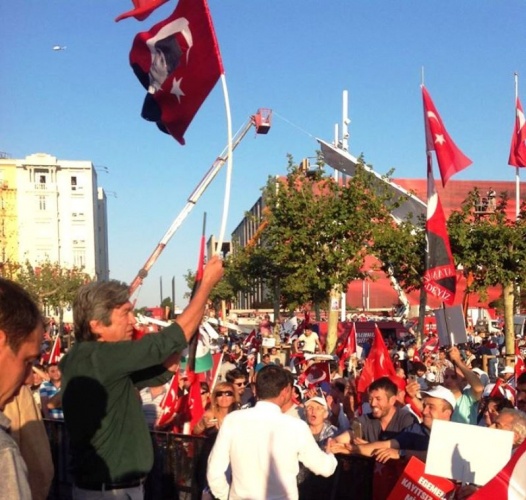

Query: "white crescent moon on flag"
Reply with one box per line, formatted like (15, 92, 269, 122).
(518, 108, 526, 130)
(427, 111, 440, 122)
(307, 370, 327, 385)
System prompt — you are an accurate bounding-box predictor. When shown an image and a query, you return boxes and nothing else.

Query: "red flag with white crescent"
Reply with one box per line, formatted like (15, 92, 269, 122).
(48, 335, 62, 365)
(338, 322, 357, 371)
(508, 97, 526, 168)
(298, 362, 330, 389)
(423, 160, 456, 306)
(422, 86, 472, 186)
(156, 373, 180, 428)
(356, 324, 396, 394)
(130, 0, 223, 145)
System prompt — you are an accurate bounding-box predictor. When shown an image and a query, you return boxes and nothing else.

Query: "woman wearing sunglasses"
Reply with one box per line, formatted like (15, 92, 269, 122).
(194, 382, 240, 496)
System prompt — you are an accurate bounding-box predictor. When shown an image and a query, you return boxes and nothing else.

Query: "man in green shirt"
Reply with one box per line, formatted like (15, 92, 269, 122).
(61, 255, 223, 499)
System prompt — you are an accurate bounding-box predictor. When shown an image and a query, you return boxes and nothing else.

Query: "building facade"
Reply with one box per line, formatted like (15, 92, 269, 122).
(0, 153, 109, 280)
(230, 195, 268, 309)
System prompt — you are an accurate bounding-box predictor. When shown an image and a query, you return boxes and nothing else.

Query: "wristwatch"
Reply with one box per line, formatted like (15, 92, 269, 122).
(399, 449, 407, 458)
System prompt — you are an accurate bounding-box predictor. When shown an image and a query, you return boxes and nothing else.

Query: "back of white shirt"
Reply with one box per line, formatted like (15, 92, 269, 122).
(207, 401, 337, 500)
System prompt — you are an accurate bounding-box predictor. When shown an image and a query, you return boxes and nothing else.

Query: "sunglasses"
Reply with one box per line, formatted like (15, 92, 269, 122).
(216, 391, 234, 397)
(234, 382, 247, 387)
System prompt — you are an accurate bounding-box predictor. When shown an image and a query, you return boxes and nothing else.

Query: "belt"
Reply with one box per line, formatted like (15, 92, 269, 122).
(75, 476, 146, 491)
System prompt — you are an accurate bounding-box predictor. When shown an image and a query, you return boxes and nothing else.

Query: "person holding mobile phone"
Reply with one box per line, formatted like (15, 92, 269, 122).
(329, 377, 417, 450)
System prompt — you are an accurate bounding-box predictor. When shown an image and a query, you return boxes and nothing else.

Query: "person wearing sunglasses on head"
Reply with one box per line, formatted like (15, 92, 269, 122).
(194, 382, 239, 498)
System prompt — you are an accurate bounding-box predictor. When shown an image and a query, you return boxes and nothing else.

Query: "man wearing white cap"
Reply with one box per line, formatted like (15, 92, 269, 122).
(329, 385, 455, 463)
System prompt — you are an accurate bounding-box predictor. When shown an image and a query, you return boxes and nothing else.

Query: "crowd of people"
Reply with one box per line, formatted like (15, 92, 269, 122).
(1, 264, 526, 499)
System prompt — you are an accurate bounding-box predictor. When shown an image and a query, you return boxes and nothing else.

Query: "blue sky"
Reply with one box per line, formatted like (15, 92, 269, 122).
(2, 1, 525, 307)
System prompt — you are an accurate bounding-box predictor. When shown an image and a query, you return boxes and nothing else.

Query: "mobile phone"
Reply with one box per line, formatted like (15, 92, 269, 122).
(408, 374, 417, 382)
(351, 420, 362, 440)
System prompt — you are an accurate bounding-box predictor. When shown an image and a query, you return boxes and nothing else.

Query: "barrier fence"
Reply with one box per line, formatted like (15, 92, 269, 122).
(44, 419, 382, 499)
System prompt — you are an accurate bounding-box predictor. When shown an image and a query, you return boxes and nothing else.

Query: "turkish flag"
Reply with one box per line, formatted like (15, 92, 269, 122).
(423, 162, 456, 306)
(156, 373, 181, 428)
(115, 0, 169, 22)
(470, 439, 526, 499)
(243, 329, 257, 349)
(299, 362, 330, 388)
(130, 0, 223, 144)
(48, 335, 62, 365)
(508, 97, 526, 168)
(356, 324, 397, 394)
(422, 86, 472, 186)
(338, 322, 357, 371)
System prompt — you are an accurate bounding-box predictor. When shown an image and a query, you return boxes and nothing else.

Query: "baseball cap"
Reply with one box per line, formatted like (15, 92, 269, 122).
(304, 396, 328, 409)
(421, 385, 456, 409)
(500, 366, 514, 375)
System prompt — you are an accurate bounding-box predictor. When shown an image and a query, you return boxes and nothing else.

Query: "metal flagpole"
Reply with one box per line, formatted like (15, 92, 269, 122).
(515, 73, 520, 221)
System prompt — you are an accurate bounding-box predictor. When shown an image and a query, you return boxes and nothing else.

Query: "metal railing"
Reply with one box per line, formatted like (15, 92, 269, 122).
(44, 419, 381, 499)
(44, 420, 206, 500)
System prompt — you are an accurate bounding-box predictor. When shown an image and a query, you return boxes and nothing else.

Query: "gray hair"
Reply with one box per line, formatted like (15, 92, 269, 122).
(500, 408, 526, 441)
(73, 280, 129, 342)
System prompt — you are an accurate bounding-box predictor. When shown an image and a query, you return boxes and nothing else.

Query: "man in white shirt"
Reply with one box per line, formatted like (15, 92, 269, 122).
(207, 364, 337, 500)
(294, 327, 322, 354)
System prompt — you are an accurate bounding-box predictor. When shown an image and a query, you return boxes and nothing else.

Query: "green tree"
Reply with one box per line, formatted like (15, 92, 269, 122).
(183, 268, 236, 314)
(13, 260, 92, 328)
(448, 189, 526, 360)
(229, 154, 402, 353)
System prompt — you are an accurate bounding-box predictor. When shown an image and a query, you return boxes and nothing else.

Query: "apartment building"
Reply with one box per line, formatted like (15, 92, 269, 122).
(0, 152, 109, 280)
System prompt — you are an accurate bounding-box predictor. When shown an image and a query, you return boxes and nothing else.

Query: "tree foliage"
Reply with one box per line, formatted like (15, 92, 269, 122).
(5, 260, 92, 315)
(228, 153, 404, 321)
(447, 189, 526, 355)
(183, 267, 236, 313)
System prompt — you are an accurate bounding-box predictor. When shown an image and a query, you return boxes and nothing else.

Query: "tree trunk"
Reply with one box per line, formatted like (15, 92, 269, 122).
(503, 281, 515, 367)
(326, 285, 342, 354)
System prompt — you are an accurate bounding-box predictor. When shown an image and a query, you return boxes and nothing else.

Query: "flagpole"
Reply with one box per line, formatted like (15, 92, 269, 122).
(215, 74, 233, 255)
(515, 72, 520, 221)
(187, 212, 207, 371)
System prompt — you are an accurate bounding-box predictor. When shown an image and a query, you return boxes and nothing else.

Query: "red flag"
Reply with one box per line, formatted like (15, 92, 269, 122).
(187, 372, 204, 432)
(470, 439, 526, 499)
(508, 97, 526, 168)
(423, 162, 456, 306)
(338, 322, 357, 371)
(156, 373, 181, 428)
(356, 324, 396, 394)
(516, 342, 526, 381)
(48, 335, 61, 365)
(298, 362, 330, 388)
(422, 86, 472, 186)
(187, 231, 206, 372)
(489, 378, 504, 398)
(130, 0, 223, 144)
(115, 0, 169, 22)
(418, 336, 439, 360)
(242, 329, 257, 349)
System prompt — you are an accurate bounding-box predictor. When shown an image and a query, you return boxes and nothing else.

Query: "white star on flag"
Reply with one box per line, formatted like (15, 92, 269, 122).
(171, 77, 185, 102)
(434, 134, 445, 145)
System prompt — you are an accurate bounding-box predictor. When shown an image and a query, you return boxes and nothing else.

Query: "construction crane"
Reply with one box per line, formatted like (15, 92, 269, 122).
(129, 108, 272, 296)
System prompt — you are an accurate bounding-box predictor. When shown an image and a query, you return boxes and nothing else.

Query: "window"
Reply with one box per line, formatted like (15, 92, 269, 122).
(38, 195, 46, 211)
(73, 248, 85, 268)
